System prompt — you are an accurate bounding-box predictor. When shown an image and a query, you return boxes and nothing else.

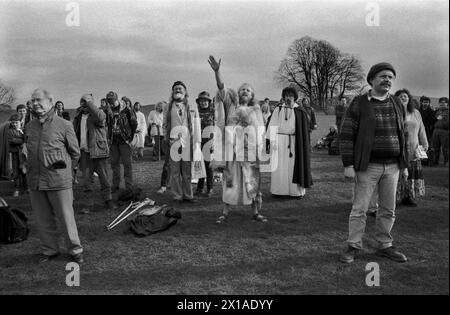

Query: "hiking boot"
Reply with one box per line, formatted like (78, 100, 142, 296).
(376, 246, 407, 263)
(70, 253, 84, 264)
(340, 246, 359, 263)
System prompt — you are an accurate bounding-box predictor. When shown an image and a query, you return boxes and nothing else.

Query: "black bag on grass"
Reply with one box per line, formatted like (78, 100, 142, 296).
(0, 197, 29, 244)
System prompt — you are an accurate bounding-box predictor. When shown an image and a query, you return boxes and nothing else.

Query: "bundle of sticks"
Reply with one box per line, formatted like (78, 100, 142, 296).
(107, 198, 155, 230)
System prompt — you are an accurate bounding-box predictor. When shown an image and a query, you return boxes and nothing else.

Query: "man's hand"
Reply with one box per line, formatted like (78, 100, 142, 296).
(344, 166, 356, 179)
(208, 55, 221, 72)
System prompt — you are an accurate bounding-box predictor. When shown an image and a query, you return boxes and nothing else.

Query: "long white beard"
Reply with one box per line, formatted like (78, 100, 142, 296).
(173, 93, 185, 101)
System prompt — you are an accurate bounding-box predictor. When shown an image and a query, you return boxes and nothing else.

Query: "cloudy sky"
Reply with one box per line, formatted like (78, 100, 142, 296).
(0, 0, 448, 108)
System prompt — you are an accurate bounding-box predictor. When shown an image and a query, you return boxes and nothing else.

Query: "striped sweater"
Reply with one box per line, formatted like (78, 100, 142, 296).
(339, 93, 407, 171)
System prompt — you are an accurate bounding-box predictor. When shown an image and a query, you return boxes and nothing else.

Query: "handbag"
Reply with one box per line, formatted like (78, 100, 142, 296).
(415, 145, 428, 160)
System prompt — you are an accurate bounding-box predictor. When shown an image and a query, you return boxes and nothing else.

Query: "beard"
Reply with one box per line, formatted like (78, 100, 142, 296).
(173, 92, 185, 101)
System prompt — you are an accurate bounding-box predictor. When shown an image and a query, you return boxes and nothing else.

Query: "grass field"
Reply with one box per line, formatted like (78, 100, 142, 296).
(0, 114, 448, 295)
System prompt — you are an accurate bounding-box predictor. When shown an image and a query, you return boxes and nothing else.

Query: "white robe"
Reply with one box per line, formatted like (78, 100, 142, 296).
(268, 104, 305, 197)
(132, 111, 147, 148)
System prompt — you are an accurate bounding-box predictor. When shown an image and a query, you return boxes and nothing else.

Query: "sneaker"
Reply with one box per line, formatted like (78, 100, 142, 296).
(12, 190, 20, 197)
(339, 246, 359, 263)
(157, 186, 167, 194)
(80, 207, 91, 214)
(376, 246, 407, 263)
(70, 253, 84, 264)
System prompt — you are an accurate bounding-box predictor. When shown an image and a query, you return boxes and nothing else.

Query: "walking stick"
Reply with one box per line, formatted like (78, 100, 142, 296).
(107, 198, 153, 230)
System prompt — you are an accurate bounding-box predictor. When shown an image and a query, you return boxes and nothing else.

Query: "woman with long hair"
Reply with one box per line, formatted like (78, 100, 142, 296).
(394, 89, 428, 207)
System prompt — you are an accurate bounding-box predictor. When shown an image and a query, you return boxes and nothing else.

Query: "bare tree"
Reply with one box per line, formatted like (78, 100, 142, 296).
(275, 36, 364, 110)
(0, 80, 16, 110)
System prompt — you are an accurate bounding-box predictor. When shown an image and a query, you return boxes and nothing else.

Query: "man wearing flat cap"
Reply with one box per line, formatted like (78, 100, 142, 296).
(339, 62, 409, 263)
(162, 81, 201, 202)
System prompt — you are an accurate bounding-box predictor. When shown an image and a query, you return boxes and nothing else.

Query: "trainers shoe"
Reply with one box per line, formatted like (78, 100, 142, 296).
(70, 253, 84, 264)
(157, 186, 167, 194)
(12, 190, 20, 197)
(340, 246, 359, 263)
(81, 207, 91, 214)
(376, 246, 407, 263)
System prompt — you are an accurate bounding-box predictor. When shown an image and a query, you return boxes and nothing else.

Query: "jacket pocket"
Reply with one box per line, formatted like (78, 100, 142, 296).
(96, 139, 109, 155)
(43, 149, 66, 168)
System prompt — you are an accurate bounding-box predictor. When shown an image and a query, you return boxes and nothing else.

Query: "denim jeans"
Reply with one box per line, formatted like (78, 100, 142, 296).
(348, 163, 400, 250)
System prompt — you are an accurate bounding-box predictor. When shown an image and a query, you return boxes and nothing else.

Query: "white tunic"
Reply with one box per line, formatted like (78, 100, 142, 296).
(268, 104, 305, 197)
(132, 111, 147, 148)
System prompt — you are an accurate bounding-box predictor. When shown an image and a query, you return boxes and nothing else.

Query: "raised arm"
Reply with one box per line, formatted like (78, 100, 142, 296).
(208, 55, 224, 90)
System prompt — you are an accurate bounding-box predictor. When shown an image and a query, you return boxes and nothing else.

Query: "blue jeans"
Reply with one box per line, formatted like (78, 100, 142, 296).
(348, 163, 400, 250)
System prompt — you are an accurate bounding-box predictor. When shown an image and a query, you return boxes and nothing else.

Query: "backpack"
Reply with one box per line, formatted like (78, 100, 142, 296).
(0, 197, 29, 244)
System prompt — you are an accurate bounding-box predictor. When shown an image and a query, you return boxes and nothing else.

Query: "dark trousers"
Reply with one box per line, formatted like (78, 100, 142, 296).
(161, 158, 170, 187)
(153, 136, 165, 158)
(197, 160, 213, 191)
(11, 152, 27, 191)
(80, 151, 112, 206)
(110, 141, 133, 190)
(432, 128, 449, 164)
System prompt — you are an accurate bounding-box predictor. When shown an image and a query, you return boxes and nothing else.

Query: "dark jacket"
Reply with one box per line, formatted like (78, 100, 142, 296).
(7, 127, 25, 153)
(73, 101, 110, 159)
(292, 106, 313, 188)
(419, 106, 437, 138)
(339, 93, 408, 172)
(106, 106, 138, 143)
(434, 107, 449, 130)
(25, 110, 80, 190)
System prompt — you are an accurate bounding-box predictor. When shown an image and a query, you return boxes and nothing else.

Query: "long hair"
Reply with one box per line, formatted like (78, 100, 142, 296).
(238, 83, 258, 107)
(394, 89, 414, 113)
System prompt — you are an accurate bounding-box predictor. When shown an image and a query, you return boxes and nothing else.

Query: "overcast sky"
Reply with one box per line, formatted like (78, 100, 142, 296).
(0, 0, 448, 108)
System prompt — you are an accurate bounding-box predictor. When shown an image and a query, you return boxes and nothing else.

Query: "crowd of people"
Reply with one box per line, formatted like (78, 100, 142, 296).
(0, 59, 448, 265)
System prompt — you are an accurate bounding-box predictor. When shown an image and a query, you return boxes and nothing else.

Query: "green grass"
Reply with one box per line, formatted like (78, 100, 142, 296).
(0, 114, 448, 295)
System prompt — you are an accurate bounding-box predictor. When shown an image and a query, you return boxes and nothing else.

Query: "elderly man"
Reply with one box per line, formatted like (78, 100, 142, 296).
(73, 94, 115, 214)
(339, 62, 408, 264)
(26, 88, 83, 263)
(163, 81, 201, 203)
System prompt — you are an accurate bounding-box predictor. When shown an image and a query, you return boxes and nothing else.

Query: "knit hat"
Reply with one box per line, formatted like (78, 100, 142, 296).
(196, 91, 212, 104)
(106, 91, 118, 101)
(172, 81, 187, 91)
(366, 62, 396, 85)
